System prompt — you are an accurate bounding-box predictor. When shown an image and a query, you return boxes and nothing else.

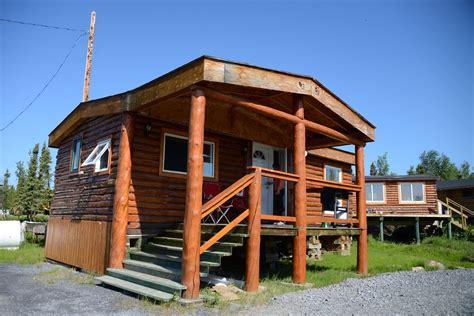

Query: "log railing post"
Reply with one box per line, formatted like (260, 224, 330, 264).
(109, 112, 134, 268)
(245, 168, 261, 292)
(292, 94, 307, 284)
(182, 88, 206, 299)
(355, 143, 368, 275)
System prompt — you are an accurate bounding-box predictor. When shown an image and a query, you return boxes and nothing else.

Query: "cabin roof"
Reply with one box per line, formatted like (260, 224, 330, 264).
(48, 55, 376, 148)
(437, 178, 474, 190)
(366, 175, 438, 182)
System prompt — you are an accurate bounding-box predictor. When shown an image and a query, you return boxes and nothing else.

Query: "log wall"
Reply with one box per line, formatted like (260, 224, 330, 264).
(437, 189, 474, 212)
(128, 115, 247, 235)
(50, 115, 122, 220)
(366, 180, 437, 214)
(306, 154, 356, 217)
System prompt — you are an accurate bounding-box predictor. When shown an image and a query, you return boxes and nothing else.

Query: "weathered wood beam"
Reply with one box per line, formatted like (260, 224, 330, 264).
(355, 144, 368, 275)
(181, 89, 206, 299)
(202, 87, 362, 145)
(109, 112, 134, 269)
(293, 95, 307, 284)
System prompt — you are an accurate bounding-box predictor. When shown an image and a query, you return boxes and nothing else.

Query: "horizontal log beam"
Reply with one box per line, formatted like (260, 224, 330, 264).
(202, 87, 362, 145)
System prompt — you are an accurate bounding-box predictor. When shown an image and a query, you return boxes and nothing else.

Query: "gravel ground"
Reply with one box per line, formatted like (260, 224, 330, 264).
(1, 263, 473, 315)
(244, 269, 474, 315)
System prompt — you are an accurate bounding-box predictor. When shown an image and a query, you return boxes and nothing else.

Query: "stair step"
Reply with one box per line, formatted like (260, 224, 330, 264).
(107, 268, 185, 295)
(165, 229, 246, 243)
(123, 259, 208, 281)
(143, 243, 231, 264)
(130, 251, 217, 274)
(95, 275, 173, 302)
(153, 236, 243, 252)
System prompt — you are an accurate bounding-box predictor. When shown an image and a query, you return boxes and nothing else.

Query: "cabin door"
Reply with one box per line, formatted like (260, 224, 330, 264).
(252, 142, 287, 215)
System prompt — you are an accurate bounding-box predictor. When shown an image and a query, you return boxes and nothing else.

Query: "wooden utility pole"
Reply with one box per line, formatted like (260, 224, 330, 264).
(82, 11, 96, 102)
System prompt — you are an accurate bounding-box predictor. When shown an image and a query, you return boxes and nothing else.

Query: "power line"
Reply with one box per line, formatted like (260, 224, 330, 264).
(0, 32, 88, 133)
(0, 18, 87, 33)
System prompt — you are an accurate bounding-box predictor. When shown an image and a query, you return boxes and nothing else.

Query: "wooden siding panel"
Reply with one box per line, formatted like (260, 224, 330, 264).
(45, 217, 110, 273)
(366, 180, 437, 214)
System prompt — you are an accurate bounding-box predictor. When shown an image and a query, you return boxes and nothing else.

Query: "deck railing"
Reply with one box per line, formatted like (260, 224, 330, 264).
(439, 198, 472, 230)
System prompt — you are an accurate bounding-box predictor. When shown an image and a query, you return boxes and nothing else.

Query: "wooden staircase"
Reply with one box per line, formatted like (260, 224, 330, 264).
(96, 225, 245, 302)
(438, 198, 473, 231)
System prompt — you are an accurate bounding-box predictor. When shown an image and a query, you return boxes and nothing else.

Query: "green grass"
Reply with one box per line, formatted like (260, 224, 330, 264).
(0, 242, 45, 265)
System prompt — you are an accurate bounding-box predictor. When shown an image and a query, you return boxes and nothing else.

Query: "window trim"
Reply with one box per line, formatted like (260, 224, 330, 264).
(69, 135, 83, 175)
(323, 164, 343, 183)
(398, 182, 426, 204)
(81, 137, 113, 174)
(366, 182, 386, 204)
(159, 128, 219, 181)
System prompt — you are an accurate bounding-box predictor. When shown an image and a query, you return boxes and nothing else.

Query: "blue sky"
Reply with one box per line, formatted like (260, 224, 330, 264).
(1, 0, 473, 183)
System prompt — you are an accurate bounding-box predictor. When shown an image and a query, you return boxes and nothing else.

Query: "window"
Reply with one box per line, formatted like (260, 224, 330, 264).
(82, 139, 111, 172)
(400, 183, 425, 202)
(162, 133, 215, 178)
(325, 165, 342, 182)
(366, 183, 385, 203)
(70, 138, 82, 173)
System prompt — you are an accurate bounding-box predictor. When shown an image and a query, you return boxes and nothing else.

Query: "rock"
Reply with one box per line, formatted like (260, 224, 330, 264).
(425, 260, 445, 270)
(212, 284, 239, 301)
(412, 266, 425, 272)
(462, 255, 474, 263)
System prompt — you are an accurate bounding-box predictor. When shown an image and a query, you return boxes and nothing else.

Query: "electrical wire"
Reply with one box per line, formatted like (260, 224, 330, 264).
(0, 18, 87, 33)
(0, 32, 88, 132)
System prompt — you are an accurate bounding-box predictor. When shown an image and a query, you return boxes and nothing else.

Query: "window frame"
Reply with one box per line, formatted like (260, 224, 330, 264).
(81, 137, 113, 174)
(323, 164, 343, 183)
(69, 135, 83, 175)
(366, 182, 386, 204)
(399, 182, 426, 204)
(159, 129, 219, 181)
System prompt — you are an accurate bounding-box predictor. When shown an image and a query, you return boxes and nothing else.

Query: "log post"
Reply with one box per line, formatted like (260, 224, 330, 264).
(182, 89, 206, 299)
(292, 94, 307, 284)
(379, 216, 384, 243)
(355, 144, 368, 275)
(109, 112, 134, 268)
(447, 217, 452, 240)
(415, 216, 420, 245)
(245, 168, 261, 292)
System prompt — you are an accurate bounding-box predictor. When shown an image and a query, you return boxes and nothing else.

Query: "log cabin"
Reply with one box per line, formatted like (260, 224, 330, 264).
(45, 56, 375, 301)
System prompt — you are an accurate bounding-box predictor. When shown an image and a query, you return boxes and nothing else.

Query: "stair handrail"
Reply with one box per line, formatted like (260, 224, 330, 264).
(199, 169, 262, 254)
(446, 197, 474, 217)
(439, 199, 468, 230)
(201, 173, 255, 219)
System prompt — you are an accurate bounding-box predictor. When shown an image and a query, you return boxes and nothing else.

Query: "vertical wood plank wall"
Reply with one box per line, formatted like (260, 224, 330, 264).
(365, 180, 437, 214)
(45, 217, 110, 273)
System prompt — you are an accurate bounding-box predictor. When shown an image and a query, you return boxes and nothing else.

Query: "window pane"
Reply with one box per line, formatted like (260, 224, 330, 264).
(164, 135, 188, 173)
(400, 183, 412, 201)
(98, 148, 109, 171)
(412, 183, 424, 201)
(203, 143, 214, 177)
(325, 166, 341, 182)
(365, 184, 373, 201)
(203, 143, 212, 163)
(71, 139, 81, 172)
(372, 184, 384, 201)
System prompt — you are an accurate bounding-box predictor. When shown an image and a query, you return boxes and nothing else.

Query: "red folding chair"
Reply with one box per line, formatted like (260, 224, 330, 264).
(203, 182, 233, 224)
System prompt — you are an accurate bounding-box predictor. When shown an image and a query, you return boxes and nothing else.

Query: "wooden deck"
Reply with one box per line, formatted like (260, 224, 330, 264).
(200, 223, 361, 237)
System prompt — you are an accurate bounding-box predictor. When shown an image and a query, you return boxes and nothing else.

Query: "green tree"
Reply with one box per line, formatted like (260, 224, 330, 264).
(14, 161, 27, 215)
(418, 150, 459, 180)
(38, 143, 53, 214)
(407, 165, 415, 175)
(459, 161, 473, 179)
(2, 169, 15, 211)
(24, 144, 40, 220)
(373, 152, 390, 176)
(415, 164, 425, 175)
(370, 162, 377, 176)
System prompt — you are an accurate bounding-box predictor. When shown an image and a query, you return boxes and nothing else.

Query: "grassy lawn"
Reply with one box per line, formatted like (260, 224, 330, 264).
(0, 242, 45, 265)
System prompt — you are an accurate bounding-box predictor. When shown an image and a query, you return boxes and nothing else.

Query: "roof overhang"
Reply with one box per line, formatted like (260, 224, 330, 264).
(49, 56, 376, 148)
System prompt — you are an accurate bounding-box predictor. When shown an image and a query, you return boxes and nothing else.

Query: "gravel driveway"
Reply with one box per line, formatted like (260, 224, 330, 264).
(245, 269, 474, 315)
(1, 263, 473, 315)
